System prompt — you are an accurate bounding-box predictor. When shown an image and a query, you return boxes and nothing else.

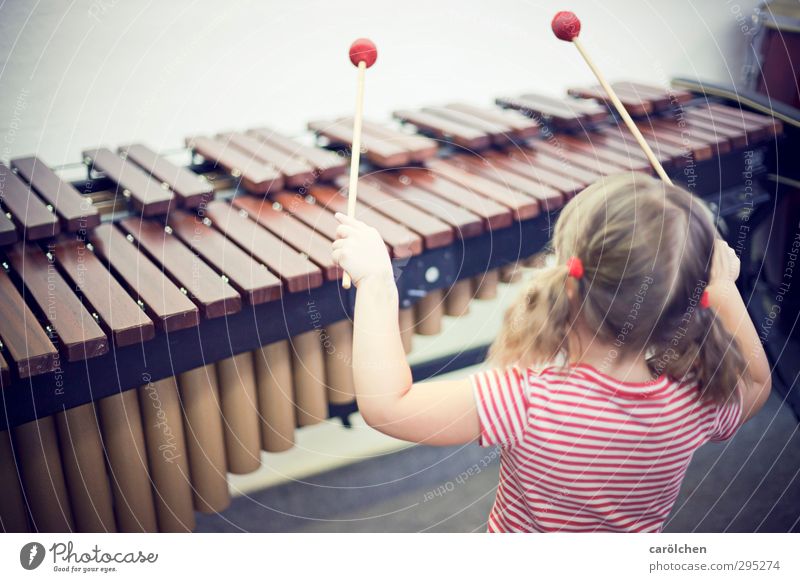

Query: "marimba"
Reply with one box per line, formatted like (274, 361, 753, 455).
(0, 80, 781, 533)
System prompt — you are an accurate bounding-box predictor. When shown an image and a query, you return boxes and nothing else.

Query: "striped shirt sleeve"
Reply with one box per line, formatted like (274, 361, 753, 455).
(708, 386, 744, 442)
(470, 367, 530, 448)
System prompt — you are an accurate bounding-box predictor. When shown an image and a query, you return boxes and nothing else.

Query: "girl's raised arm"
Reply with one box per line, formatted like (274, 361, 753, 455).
(331, 213, 480, 445)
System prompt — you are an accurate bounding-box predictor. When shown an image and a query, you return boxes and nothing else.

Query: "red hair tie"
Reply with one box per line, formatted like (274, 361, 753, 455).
(700, 290, 711, 309)
(566, 256, 584, 279)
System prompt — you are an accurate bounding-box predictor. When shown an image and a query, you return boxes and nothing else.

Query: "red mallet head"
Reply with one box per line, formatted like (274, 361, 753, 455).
(349, 38, 378, 68)
(552, 11, 581, 41)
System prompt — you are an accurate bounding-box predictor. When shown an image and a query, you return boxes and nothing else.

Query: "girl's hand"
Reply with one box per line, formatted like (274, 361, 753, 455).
(709, 239, 740, 287)
(331, 212, 393, 287)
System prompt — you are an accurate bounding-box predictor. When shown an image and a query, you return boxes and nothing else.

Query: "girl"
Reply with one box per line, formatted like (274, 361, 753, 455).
(330, 172, 771, 533)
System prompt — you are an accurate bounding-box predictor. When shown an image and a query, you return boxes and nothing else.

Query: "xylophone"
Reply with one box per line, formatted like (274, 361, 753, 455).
(0, 73, 781, 532)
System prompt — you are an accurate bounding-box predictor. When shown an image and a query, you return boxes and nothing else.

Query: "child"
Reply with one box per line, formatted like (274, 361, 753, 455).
(330, 172, 771, 533)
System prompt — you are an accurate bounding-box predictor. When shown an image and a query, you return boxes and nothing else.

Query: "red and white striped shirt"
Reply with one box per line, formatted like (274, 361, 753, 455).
(470, 363, 743, 533)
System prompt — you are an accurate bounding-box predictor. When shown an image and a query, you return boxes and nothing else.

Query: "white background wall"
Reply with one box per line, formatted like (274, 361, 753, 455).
(0, 0, 762, 167)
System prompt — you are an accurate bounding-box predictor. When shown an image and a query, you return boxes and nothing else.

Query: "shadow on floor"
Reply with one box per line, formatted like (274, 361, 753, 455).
(196, 391, 799, 532)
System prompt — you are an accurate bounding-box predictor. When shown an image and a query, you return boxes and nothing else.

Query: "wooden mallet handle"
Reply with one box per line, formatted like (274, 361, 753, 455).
(552, 12, 673, 185)
(343, 38, 378, 289)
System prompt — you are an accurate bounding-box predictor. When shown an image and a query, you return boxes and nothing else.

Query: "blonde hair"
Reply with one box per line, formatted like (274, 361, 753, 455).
(489, 172, 748, 403)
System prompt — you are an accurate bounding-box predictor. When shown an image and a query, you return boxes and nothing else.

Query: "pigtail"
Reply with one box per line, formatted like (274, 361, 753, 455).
(488, 262, 573, 368)
(648, 298, 749, 404)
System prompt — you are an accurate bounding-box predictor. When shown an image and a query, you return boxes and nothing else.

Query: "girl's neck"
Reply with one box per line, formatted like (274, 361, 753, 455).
(567, 320, 654, 383)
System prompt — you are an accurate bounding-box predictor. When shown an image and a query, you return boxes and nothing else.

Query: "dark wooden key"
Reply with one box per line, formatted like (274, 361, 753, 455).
(356, 120, 439, 163)
(707, 103, 782, 136)
(520, 93, 608, 118)
(270, 192, 341, 244)
(506, 148, 600, 185)
(567, 85, 652, 117)
(6, 244, 108, 361)
(167, 210, 282, 305)
(230, 196, 341, 279)
(701, 104, 778, 141)
(307, 119, 411, 167)
(690, 106, 766, 143)
(186, 136, 284, 194)
(611, 83, 672, 112)
(0, 211, 18, 246)
(651, 119, 731, 155)
(362, 175, 484, 239)
(538, 137, 642, 173)
(422, 106, 513, 145)
(119, 144, 213, 209)
(0, 265, 60, 377)
(54, 239, 155, 347)
(426, 159, 540, 221)
(598, 126, 687, 166)
(496, 96, 583, 130)
(452, 156, 564, 211)
(218, 133, 316, 188)
(246, 128, 347, 181)
(623, 82, 693, 105)
(203, 200, 323, 292)
(639, 125, 714, 161)
(0, 164, 60, 240)
(308, 186, 424, 257)
(331, 178, 455, 248)
(394, 109, 492, 150)
(384, 168, 513, 231)
(89, 223, 199, 332)
(11, 156, 100, 231)
(0, 351, 8, 386)
(679, 111, 749, 149)
(83, 148, 175, 216)
(119, 217, 242, 319)
(445, 103, 539, 140)
(482, 150, 587, 196)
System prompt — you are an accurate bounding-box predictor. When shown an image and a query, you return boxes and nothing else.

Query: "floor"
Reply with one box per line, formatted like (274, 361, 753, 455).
(196, 389, 800, 533)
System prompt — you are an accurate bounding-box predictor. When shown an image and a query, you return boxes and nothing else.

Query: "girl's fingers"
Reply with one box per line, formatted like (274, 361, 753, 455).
(336, 224, 355, 239)
(334, 212, 360, 227)
(332, 238, 346, 250)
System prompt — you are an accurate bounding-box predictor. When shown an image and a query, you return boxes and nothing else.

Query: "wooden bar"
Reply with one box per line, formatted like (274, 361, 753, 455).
(333, 179, 456, 248)
(446, 103, 540, 139)
(89, 223, 199, 332)
(567, 84, 652, 117)
(639, 125, 714, 161)
(54, 239, 155, 347)
(204, 199, 323, 292)
(362, 176, 484, 239)
(0, 212, 17, 246)
(307, 119, 411, 167)
(83, 148, 174, 216)
(482, 151, 586, 197)
(452, 156, 564, 210)
(11, 156, 100, 231)
(0, 267, 59, 377)
(424, 105, 514, 145)
(385, 168, 513, 230)
(119, 217, 242, 319)
(229, 196, 342, 280)
(218, 132, 316, 188)
(309, 186, 423, 257)
(546, 135, 647, 173)
(426, 159, 540, 221)
(394, 109, 492, 150)
(651, 119, 731, 155)
(7, 244, 108, 362)
(186, 136, 284, 194)
(0, 163, 59, 240)
(506, 148, 601, 185)
(119, 144, 213, 208)
(246, 127, 347, 181)
(357, 120, 439, 162)
(168, 210, 282, 305)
